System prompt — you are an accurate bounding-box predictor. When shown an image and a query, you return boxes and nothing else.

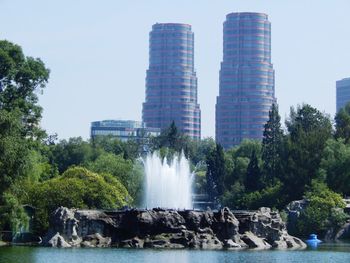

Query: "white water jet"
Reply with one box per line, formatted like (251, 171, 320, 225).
(143, 151, 193, 209)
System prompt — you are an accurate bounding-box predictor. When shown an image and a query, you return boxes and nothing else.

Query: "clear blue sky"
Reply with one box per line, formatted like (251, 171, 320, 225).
(1, 0, 349, 139)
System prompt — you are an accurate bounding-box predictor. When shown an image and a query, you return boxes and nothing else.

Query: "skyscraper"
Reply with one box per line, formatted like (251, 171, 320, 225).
(336, 77, 350, 112)
(142, 23, 201, 140)
(216, 12, 275, 149)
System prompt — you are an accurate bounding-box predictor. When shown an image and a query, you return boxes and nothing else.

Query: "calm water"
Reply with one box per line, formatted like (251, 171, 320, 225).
(1, 243, 350, 263)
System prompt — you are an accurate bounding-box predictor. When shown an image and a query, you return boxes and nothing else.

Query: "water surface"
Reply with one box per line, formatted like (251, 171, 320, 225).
(1, 243, 350, 263)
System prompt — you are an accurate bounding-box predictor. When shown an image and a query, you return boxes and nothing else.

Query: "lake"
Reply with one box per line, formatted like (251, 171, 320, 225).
(1, 243, 350, 263)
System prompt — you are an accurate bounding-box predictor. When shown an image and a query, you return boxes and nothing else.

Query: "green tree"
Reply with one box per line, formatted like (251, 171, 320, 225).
(245, 150, 262, 192)
(49, 137, 94, 173)
(318, 139, 350, 196)
(295, 180, 348, 237)
(28, 167, 131, 234)
(85, 152, 143, 205)
(283, 104, 332, 201)
(335, 102, 350, 143)
(150, 121, 192, 155)
(0, 40, 50, 139)
(262, 104, 284, 185)
(206, 144, 226, 203)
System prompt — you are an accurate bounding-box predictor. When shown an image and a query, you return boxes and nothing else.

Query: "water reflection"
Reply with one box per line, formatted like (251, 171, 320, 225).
(1, 245, 350, 263)
(0, 246, 36, 263)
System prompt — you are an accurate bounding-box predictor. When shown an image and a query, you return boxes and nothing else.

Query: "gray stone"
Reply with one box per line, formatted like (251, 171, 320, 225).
(47, 233, 71, 248)
(42, 206, 305, 250)
(224, 239, 242, 249)
(241, 231, 272, 249)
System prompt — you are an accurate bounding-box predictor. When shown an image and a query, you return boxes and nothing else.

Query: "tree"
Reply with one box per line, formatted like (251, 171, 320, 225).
(261, 104, 284, 185)
(335, 102, 350, 143)
(85, 152, 144, 205)
(49, 137, 94, 173)
(318, 139, 350, 196)
(283, 104, 332, 201)
(0, 40, 50, 139)
(245, 150, 262, 192)
(27, 167, 131, 234)
(294, 180, 348, 237)
(150, 121, 191, 155)
(0, 110, 29, 195)
(206, 144, 226, 203)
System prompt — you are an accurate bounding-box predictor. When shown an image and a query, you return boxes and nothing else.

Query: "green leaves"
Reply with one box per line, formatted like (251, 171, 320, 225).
(295, 180, 348, 237)
(28, 167, 132, 234)
(0, 40, 50, 140)
(318, 139, 350, 195)
(335, 102, 350, 143)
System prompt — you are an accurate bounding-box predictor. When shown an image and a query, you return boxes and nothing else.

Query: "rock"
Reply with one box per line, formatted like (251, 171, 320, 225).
(47, 233, 71, 248)
(241, 231, 271, 249)
(120, 237, 144, 248)
(333, 222, 350, 240)
(197, 233, 223, 249)
(81, 233, 111, 247)
(224, 239, 242, 249)
(212, 207, 240, 241)
(42, 206, 305, 250)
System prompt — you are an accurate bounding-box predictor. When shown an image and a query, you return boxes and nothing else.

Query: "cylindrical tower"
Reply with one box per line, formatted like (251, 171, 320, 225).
(216, 12, 275, 149)
(143, 23, 201, 140)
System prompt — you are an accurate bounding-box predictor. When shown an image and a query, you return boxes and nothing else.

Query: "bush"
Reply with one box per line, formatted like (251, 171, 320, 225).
(28, 167, 131, 234)
(295, 180, 348, 237)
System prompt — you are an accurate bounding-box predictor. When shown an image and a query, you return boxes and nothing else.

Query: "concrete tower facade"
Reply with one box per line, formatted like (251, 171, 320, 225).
(216, 12, 275, 149)
(142, 23, 201, 140)
(336, 77, 350, 112)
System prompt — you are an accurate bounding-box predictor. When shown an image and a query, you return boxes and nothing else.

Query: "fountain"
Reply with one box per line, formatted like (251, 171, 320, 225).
(143, 151, 193, 209)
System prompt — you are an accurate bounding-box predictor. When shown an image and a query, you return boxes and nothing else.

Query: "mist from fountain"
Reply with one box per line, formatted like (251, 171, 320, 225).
(143, 151, 193, 209)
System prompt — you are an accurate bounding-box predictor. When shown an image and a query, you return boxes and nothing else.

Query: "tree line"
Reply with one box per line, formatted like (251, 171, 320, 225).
(1, 40, 350, 238)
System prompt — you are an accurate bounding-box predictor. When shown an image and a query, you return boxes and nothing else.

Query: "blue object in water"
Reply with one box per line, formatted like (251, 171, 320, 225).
(306, 234, 322, 248)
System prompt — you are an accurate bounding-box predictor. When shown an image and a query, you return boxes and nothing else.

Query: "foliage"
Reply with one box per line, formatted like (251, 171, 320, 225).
(49, 137, 94, 173)
(206, 144, 226, 203)
(28, 167, 131, 234)
(0, 110, 30, 195)
(262, 103, 284, 185)
(86, 152, 132, 187)
(335, 102, 350, 143)
(222, 181, 283, 210)
(0, 192, 28, 233)
(283, 104, 332, 201)
(86, 152, 143, 205)
(318, 139, 350, 196)
(0, 40, 50, 139)
(295, 180, 348, 237)
(245, 150, 262, 192)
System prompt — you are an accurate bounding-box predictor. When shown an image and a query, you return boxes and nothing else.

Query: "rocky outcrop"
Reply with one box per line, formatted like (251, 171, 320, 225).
(43, 206, 305, 250)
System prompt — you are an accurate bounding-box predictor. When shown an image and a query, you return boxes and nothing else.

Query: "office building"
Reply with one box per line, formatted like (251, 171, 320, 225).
(142, 23, 201, 140)
(90, 120, 160, 142)
(336, 77, 350, 112)
(216, 12, 275, 149)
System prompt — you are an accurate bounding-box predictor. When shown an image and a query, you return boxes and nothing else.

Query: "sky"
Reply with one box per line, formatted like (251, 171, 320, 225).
(0, 0, 350, 140)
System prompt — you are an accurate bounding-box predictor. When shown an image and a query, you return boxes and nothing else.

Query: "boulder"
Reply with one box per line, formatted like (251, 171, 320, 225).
(241, 231, 271, 249)
(43, 206, 305, 250)
(46, 232, 71, 248)
(212, 207, 240, 241)
(334, 222, 350, 240)
(223, 239, 242, 249)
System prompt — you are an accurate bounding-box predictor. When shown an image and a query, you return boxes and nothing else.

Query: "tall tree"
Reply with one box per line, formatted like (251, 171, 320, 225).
(0, 40, 50, 139)
(245, 150, 262, 192)
(206, 144, 225, 203)
(335, 102, 350, 143)
(261, 104, 284, 185)
(0, 40, 49, 231)
(283, 104, 332, 201)
(318, 139, 350, 196)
